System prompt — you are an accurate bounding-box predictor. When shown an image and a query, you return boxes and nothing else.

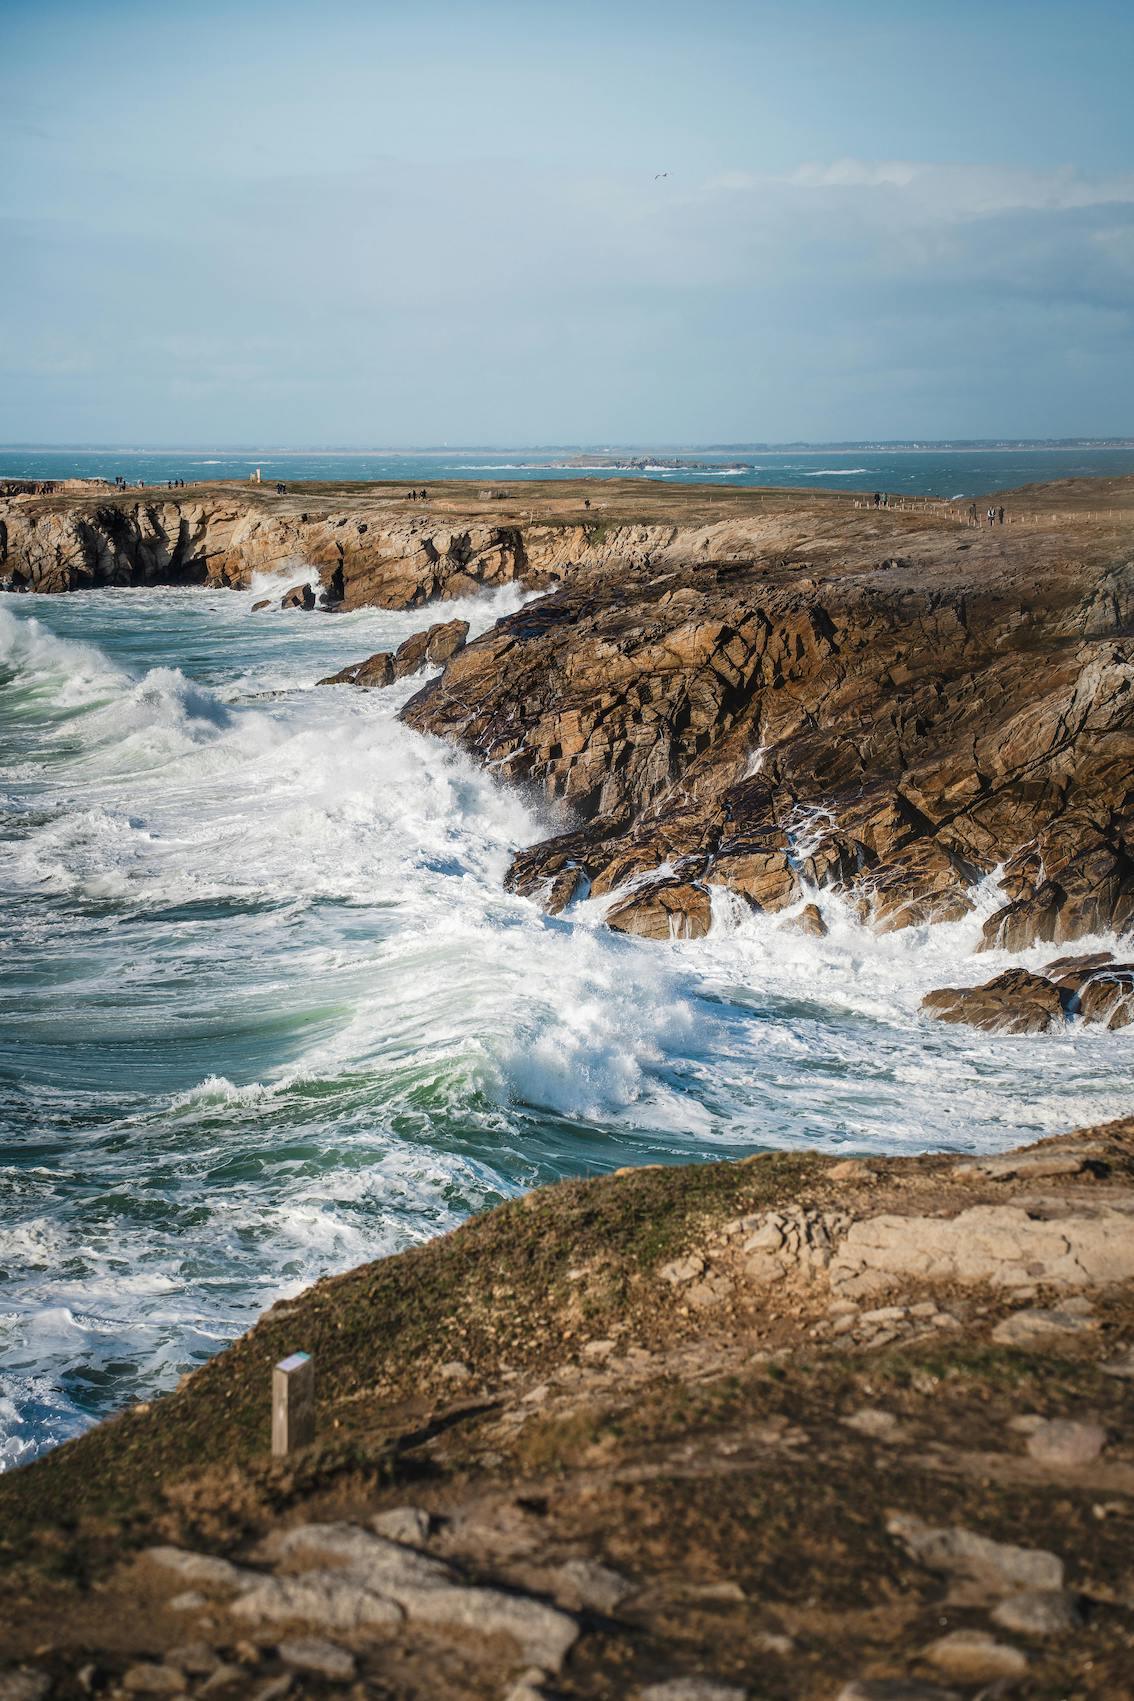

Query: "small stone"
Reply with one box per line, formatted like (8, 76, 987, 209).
(991, 1309, 1095, 1346)
(921, 1629, 1028, 1680)
(122, 1666, 188, 1695)
(752, 1631, 795, 1655)
(991, 1590, 1086, 1635)
(370, 1506, 433, 1545)
(550, 1557, 633, 1613)
(843, 1407, 901, 1440)
(860, 1306, 907, 1324)
(581, 1338, 615, 1359)
(639, 1682, 747, 1701)
(1025, 1418, 1106, 1467)
(438, 1360, 470, 1382)
(886, 1513, 1063, 1592)
(659, 1254, 706, 1285)
(278, 1639, 355, 1682)
(829, 1159, 866, 1180)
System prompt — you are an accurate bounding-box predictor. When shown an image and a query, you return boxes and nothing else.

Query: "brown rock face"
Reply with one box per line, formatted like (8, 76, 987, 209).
(605, 879, 712, 940)
(317, 619, 470, 689)
(922, 954, 1134, 1033)
(403, 500, 1134, 947)
(922, 969, 1066, 1034)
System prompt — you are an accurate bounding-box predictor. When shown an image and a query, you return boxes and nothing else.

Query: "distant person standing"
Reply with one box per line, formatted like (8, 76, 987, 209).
(998, 505, 1005, 525)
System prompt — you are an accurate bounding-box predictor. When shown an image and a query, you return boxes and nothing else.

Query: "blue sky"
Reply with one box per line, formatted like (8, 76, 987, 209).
(2, 0, 1132, 444)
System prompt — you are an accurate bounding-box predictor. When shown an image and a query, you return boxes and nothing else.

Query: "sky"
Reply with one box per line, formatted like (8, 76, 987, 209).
(1, 0, 1132, 445)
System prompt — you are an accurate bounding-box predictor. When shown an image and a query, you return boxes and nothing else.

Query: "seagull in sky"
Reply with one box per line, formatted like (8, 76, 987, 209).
(654, 171, 669, 180)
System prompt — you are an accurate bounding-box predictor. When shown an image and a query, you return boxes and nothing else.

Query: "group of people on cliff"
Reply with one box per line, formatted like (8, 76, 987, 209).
(404, 488, 429, 500)
(966, 503, 1007, 526)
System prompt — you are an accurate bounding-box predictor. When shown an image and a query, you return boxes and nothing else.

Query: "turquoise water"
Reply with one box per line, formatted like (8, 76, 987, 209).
(1, 575, 1132, 1469)
(4, 443, 1134, 498)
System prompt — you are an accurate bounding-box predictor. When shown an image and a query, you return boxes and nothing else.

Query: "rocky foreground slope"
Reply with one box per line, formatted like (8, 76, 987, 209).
(1, 1118, 1133, 1699)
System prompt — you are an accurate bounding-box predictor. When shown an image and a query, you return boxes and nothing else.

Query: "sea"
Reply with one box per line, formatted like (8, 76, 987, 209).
(4, 442, 1134, 497)
(2, 445, 1133, 1470)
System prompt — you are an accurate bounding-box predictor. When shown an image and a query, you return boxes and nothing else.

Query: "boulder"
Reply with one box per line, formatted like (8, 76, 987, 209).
(921, 969, 1064, 1034)
(280, 582, 315, 610)
(606, 880, 712, 941)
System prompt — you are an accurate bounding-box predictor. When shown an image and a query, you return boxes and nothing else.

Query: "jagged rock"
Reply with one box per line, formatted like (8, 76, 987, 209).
(318, 651, 395, 688)
(251, 598, 271, 612)
(793, 902, 828, 937)
(606, 880, 712, 941)
(886, 1514, 1064, 1592)
(318, 619, 470, 689)
(924, 956, 1134, 1034)
(280, 582, 315, 610)
(921, 970, 1063, 1034)
(390, 618, 470, 676)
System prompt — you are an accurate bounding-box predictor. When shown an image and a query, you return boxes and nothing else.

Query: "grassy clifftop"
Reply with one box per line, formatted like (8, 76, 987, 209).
(2, 1120, 1133, 1698)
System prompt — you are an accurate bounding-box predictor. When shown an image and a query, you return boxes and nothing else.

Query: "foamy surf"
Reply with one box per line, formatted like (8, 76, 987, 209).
(1, 585, 1130, 1469)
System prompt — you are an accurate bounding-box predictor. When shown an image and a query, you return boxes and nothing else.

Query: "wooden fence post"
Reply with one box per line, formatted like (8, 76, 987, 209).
(272, 1351, 315, 1455)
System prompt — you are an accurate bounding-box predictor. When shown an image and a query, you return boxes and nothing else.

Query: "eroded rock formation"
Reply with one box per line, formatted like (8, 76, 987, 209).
(403, 504, 1134, 954)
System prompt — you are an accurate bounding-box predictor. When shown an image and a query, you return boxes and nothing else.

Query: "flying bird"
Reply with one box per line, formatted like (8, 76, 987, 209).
(654, 171, 669, 180)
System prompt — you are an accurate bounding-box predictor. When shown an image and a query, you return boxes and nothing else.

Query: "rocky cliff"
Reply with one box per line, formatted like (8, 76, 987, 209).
(1, 1117, 1132, 1698)
(6, 476, 1133, 990)
(403, 492, 1134, 962)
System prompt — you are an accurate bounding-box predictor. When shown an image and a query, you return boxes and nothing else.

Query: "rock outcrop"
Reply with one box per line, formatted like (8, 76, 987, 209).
(923, 952, 1134, 1033)
(403, 497, 1134, 951)
(6, 477, 1133, 959)
(317, 619, 470, 688)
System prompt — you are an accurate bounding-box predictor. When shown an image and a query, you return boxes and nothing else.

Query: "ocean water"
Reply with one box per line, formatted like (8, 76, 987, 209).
(2, 579, 1132, 1471)
(4, 443, 1134, 498)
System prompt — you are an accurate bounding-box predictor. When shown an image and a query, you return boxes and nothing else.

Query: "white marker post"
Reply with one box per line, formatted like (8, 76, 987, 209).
(272, 1351, 315, 1456)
